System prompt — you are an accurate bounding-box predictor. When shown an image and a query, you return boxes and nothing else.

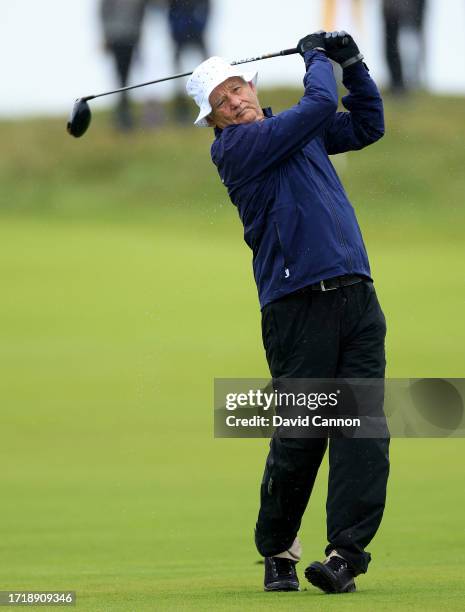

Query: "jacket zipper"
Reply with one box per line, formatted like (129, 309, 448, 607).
(274, 222, 290, 272)
(314, 173, 353, 271)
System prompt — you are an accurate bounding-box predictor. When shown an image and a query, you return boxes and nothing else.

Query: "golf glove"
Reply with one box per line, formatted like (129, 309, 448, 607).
(323, 31, 364, 69)
(297, 31, 327, 56)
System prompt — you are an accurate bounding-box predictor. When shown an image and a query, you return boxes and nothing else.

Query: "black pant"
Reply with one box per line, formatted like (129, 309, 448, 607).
(383, 9, 404, 90)
(108, 41, 136, 118)
(383, 0, 426, 91)
(255, 280, 390, 575)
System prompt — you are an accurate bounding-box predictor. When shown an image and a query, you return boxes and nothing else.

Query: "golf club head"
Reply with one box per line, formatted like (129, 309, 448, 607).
(67, 98, 91, 138)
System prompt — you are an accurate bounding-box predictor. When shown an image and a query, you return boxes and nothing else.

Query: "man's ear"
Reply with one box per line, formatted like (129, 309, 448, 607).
(206, 115, 216, 128)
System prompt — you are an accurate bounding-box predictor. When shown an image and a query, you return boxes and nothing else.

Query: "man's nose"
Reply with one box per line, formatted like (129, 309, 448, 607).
(229, 95, 241, 110)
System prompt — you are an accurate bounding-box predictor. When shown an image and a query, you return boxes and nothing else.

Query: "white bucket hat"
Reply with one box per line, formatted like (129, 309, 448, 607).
(186, 56, 258, 128)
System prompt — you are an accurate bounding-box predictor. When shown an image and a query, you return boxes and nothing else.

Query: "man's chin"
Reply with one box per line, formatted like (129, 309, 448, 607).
(236, 110, 259, 124)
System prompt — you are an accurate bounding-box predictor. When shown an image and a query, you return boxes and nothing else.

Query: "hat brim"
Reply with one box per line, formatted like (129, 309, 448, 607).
(194, 70, 258, 128)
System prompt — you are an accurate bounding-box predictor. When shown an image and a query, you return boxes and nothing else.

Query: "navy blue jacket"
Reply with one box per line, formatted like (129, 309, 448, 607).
(211, 50, 385, 309)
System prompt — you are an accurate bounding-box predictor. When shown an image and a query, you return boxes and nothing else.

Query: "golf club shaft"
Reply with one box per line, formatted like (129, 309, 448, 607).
(83, 47, 298, 102)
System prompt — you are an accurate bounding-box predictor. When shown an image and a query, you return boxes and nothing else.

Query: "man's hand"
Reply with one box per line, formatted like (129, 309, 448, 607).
(297, 31, 327, 56)
(323, 31, 364, 69)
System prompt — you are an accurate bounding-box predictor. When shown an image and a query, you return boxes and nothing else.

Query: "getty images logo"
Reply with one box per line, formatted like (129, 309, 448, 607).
(225, 389, 341, 411)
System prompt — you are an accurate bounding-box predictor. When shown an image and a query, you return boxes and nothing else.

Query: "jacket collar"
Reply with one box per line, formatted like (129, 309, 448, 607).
(214, 107, 273, 138)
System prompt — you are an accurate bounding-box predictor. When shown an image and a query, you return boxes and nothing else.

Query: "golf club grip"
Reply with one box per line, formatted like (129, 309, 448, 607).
(280, 47, 299, 56)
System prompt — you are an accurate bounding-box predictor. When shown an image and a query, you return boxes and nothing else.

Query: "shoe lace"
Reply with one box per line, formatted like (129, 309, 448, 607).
(272, 557, 296, 576)
(326, 556, 347, 572)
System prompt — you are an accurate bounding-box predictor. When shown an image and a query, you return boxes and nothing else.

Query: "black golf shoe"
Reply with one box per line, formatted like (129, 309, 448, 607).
(305, 553, 356, 594)
(264, 557, 300, 592)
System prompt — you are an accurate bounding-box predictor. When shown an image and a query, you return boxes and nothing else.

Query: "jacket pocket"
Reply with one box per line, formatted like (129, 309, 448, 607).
(274, 222, 288, 262)
(274, 221, 291, 280)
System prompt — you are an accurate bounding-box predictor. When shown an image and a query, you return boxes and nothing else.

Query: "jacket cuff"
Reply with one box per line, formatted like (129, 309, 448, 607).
(343, 60, 369, 77)
(303, 48, 327, 68)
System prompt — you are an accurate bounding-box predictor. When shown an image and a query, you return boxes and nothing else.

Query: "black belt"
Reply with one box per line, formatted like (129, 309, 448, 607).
(307, 274, 366, 292)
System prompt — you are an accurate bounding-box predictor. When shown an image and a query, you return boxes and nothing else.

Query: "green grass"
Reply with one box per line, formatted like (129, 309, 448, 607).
(0, 91, 464, 610)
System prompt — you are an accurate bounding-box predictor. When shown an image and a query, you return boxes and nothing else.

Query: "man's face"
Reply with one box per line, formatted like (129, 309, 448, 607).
(208, 77, 264, 130)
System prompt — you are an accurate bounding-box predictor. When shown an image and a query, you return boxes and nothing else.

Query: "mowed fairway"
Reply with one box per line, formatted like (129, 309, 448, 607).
(1, 91, 464, 611)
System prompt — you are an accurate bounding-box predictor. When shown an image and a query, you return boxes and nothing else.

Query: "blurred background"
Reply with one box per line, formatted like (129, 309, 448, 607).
(1, 1, 464, 610)
(2, 0, 465, 121)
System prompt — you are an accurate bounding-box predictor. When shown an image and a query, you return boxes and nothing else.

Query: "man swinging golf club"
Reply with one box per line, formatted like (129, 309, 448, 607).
(186, 31, 390, 594)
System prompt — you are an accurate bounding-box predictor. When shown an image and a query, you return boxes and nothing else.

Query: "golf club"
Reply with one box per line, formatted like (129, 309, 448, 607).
(66, 47, 299, 138)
